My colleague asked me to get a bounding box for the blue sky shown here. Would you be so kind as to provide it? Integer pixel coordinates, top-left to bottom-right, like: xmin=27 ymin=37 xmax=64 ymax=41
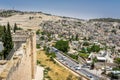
xmin=0 ymin=0 xmax=120 ymax=19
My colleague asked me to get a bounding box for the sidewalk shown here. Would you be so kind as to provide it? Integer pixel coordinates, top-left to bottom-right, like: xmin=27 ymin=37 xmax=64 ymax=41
xmin=35 ymin=66 xmax=44 ymax=80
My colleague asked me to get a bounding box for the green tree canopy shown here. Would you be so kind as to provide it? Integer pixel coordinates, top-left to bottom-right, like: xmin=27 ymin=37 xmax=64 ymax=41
xmin=13 ymin=23 xmax=17 ymax=33
xmin=79 ymin=53 xmax=89 ymax=59
xmin=13 ymin=23 xmax=23 ymax=33
xmin=2 ymin=22 xmax=13 ymax=59
xmin=55 ymin=40 xmax=69 ymax=52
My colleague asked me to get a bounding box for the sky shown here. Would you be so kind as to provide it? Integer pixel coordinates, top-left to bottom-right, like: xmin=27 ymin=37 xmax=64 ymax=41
xmin=0 ymin=0 xmax=120 ymax=19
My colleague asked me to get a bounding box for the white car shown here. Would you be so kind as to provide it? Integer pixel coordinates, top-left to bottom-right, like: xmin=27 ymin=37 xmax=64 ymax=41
xmin=74 ymin=66 xmax=81 ymax=70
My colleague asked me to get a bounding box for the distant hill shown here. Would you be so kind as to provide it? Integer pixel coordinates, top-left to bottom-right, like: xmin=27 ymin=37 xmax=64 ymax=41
xmin=0 ymin=9 xmax=120 ymax=31
xmin=0 ymin=9 xmax=62 ymax=30
xmin=0 ymin=9 xmax=84 ymax=21
xmin=0 ymin=10 xmax=119 ymax=22
xmin=0 ymin=10 xmax=24 ymax=17
xmin=89 ymin=18 xmax=120 ymax=23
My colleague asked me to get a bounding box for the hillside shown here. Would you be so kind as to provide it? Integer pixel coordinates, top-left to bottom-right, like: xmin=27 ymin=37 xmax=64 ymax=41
xmin=0 ymin=10 xmax=119 ymax=48
xmin=0 ymin=10 xmax=63 ymax=30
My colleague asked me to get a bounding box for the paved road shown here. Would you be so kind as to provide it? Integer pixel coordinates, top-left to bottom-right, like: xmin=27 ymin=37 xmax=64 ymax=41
xmin=51 ymin=47 xmax=100 ymax=80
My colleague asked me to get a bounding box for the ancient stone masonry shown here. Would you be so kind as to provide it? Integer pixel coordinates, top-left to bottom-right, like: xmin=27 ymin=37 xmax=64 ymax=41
xmin=0 ymin=30 xmax=36 ymax=80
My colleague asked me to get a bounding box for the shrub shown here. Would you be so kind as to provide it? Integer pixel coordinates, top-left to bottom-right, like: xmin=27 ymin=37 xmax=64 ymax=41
xmin=37 ymin=60 xmax=41 ymax=65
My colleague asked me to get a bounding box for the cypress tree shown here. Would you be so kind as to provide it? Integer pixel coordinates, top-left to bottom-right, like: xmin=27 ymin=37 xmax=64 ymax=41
xmin=2 ymin=26 xmax=7 ymax=58
xmin=2 ymin=26 xmax=6 ymax=46
xmin=7 ymin=22 xmax=13 ymax=50
xmin=14 ymin=23 xmax=17 ymax=33
xmin=3 ymin=26 xmax=6 ymax=33
xmin=2 ymin=22 xmax=14 ymax=59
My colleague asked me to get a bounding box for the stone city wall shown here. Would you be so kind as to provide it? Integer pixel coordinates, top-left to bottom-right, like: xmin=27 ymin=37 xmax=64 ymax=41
xmin=0 ymin=31 xmax=36 ymax=80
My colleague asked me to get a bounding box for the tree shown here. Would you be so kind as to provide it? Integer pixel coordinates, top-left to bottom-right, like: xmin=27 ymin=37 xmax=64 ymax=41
xmin=7 ymin=22 xmax=13 ymax=50
xmin=2 ymin=22 xmax=13 ymax=59
xmin=2 ymin=26 xmax=6 ymax=44
xmin=91 ymin=62 xmax=95 ymax=69
xmin=13 ymin=23 xmax=23 ymax=33
xmin=55 ymin=40 xmax=69 ymax=52
xmin=75 ymin=34 xmax=79 ymax=41
xmin=90 ymin=44 xmax=100 ymax=52
xmin=2 ymin=26 xmax=7 ymax=58
xmin=36 ymin=29 xmax=41 ymax=35
xmin=69 ymin=54 xmax=78 ymax=60
xmin=13 ymin=23 xmax=17 ymax=33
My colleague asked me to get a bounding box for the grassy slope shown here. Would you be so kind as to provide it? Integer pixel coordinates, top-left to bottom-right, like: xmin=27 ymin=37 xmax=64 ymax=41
xmin=37 ymin=50 xmax=79 ymax=80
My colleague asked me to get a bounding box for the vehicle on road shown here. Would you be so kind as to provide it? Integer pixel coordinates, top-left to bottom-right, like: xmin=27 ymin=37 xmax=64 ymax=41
xmin=74 ymin=66 xmax=81 ymax=70
xmin=81 ymin=64 xmax=91 ymax=68
xmin=86 ymin=74 xmax=92 ymax=78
